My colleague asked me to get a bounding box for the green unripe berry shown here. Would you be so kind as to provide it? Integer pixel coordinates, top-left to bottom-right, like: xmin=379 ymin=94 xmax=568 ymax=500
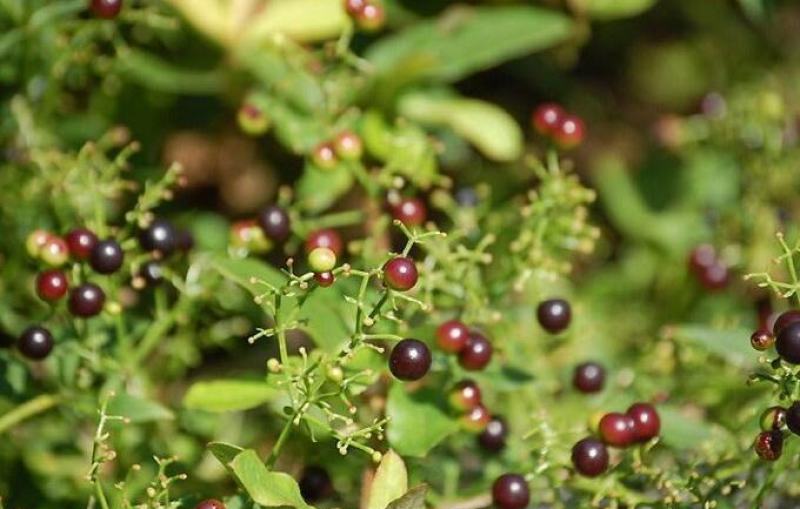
xmin=308 ymin=247 xmax=337 ymax=273
xmin=760 ymin=406 xmax=787 ymax=432
xmin=238 ymin=102 xmax=270 ymax=136
xmin=26 ymin=229 xmax=52 ymax=258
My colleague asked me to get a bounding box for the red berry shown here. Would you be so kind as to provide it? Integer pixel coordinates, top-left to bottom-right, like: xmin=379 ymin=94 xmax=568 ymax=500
xmin=311 ymin=142 xmax=337 ymax=170
xmin=383 ymin=257 xmax=418 ymax=291
xmin=90 ymin=0 xmax=122 ymax=18
xmin=688 ymin=244 xmax=716 ymax=273
xmin=460 ymin=404 xmax=491 ymax=433
xmin=257 ymin=205 xmax=291 ymax=242
xmin=754 ymin=430 xmax=783 ymax=461
xmin=573 ymin=361 xmax=605 ymax=393
xmin=356 ymin=2 xmax=385 ymax=31
xmin=553 ymin=114 xmax=585 ymax=149
xmin=750 ymin=329 xmax=775 ymax=351
xmin=448 ymin=379 xmax=482 ymax=411
xmin=598 ymin=412 xmax=636 ymax=447
xmin=760 ymin=406 xmax=787 ymax=431
xmin=18 ymin=326 xmax=55 ymax=360
xmin=697 ymin=262 xmax=729 ymax=291
xmin=627 ymin=403 xmax=660 ymax=442
xmin=65 ymin=228 xmax=98 ymax=260
xmin=299 ymin=465 xmax=334 ymax=502
xmin=491 ymin=474 xmax=529 ymax=509
xmin=436 ymin=320 xmax=470 ymax=353
xmin=314 ymin=271 xmax=335 ymax=287
xmin=343 ymin=0 xmax=366 ymax=16
xmin=389 ymin=339 xmax=431 ymax=381
xmin=776 ymin=321 xmax=800 ymax=364
xmin=392 ymin=197 xmax=427 ymax=227
xmin=41 ymin=236 xmax=69 ymax=267
xmin=571 ymin=437 xmax=609 ymax=477
xmin=305 ymin=229 xmax=343 ymax=257
xmin=773 ymin=309 xmax=800 ymax=336
xmin=333 ymin=130 xmax=363 ymax=160
xmin=531 ymin=103 xmax=564 ymax=135
xmin=537 ymin=298 xmax=571 ymax=334
xmin=458 ymin=332 xmax=492 ymax=371
xmin=68 ymin=283 xmax=106 ymax=317
xmin=36 ymin=270 xmax=69 ymax=301
xmin=478 ymin=416 xmax=508 ymax=452
xmin=195 ymin=500 xmax=226 ymax=509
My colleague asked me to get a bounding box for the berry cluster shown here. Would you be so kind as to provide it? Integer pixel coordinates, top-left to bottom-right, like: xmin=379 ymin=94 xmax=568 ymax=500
xmin=448 ymin=379 xmax=508 ymax=448
xmin=311 ymin=131 xmax=364 ymax=170
xmin=306 ymin=228 xmax=344 ymax=287
xmin=343 ymin=0 xmax=385 ymax=32
xmin=531 ymin=103 xmax=586 ymax=150
xmin=688 ymin=244 xmax=730 ymax=291
xmin=230 ymin=204 xmax=291 ymax=255
xmin=436 ymin=320 xmax=493 ymax=370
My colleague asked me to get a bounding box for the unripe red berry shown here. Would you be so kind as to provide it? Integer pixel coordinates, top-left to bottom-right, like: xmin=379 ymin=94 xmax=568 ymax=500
xmin=356 ymin=3 xmax=385 ymax=31
xmin=65 ymin=228 xmax=98 ymax=260
xmin=383 ymin=257 xmax=418 ymax=291
xmin=436 ymin=319 xmax=470 ymax=353
xmin=552 ymin=114 xmax=585 ymax=149
xmin=90 ymin=0 xmax=122 ymax=19
xmin=460 ymin=404 xmax=491 ymax=433
xmin=531 ymin=103 xmax=564 ymax=136
xmin=627 ymin=402 xmax=660 ymax=442
xmin=392 ymin=197 xmax=427 ymax=227
xmin=311 ymin=142 xmax=337 ymax=170
xmin=314 ymin=271 xmax=335 ymax=287
xmin=238 ymin=102 xmax=270 ymax=136
xmin=448 ymin=379 xmax=482 ymax=411
xmin=750 ymin=329 xmax=775 ymax=351
xmin=305 ymin=229 xmax=343 ymax=257
xmin=754 ymin=430 xmax=783 ymax=461
xmin=333 ymin=130 xmax=363 ymax=161
xmin=598 ymin=412 xmax=636 ymax=447
xmin=41 ymin=236 xmax=69 ymax=267
xmin=458 ymin=332 xmax=492 ymax=371
xmin=195 ymin=500 xmax=225 ymax=509
xmin=36 ymin=270 xmax=69 ymax=302
xmin=760 ymin=406 xmax=787 ymax=432
xmin=343 ymin=0 xmax=367 ymax=17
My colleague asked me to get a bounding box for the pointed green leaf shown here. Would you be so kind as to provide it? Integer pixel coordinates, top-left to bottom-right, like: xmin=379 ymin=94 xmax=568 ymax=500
xmin=107 ymin=393 xmax=173 ymax=423
xmin=229 ymin=449 xmax=315 ymax=509
xmin=184 ymin=379 xmax=278 ymax=412
xmin=386 ymin=485 xmax=428 ymax=509
xmin=386 ymin=384 xmax=458 ymax=457
xmin=367 ymin=450 xmax=408 ymax=509
xmin=208 ymin=441 xmax=245 ymax=467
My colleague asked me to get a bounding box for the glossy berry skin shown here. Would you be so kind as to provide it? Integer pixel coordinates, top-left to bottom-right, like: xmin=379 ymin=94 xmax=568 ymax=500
xmin=627 ymin=403 xmax=661 ymax=442
xmin=36 ymin=270 xmax=69 ymax=301
xmin=751 ymin=329 xmax=775 ymax=351
xmin=333 ymin=130 xmax=363 ymax=160
xmin=308 ymin=247 xmax=337 ymax=273
xmin=571 ymin=437 xmax=609 ymax=477
xmin=356 ymin=3 xmax=385 ymax=31
xmin=314 ymin=271 xmax=335 ymax=287
xmin=458 ymin=332 xmax=492 ymax=371
xmin=194 ymin=500 xmax=226 ymax=509
xmin=41 ymin=236 xmax=69 ymax=267
xmin=754 ymin=430 xmax=783 ymax=461
xmin=392 ymin=197 xmax=427 ymax=227
xmin=383 ymin=257 xmax=418 ymax=291
xmin=389 ymin=339 xmax=431 ymax=381
xmin=573 ymin=361 xmax=605 ymax=393
xmin=90 ymin=239 xmax=124 ymax=274
xmin=305 ymin=229 xmax=343 ymax=257
xmin=478 ymin=416 xmax=508 ymax=452
xmin=436 ymin=319 xmax=470 ymax=353
xmin=773 ymin=309 xmax=800 ymax=336
xmin=311 ymin=142 xmax=337 ymax=170
xmin=299 ymin=465 xmax=334 ymax=503
xmin=491 ymin=474 xmax=529 ymax=509
xmin=552 ymin=114 xmax=585 ymax=149
xmin=531 ymin=103 xmax=564 ymax=136
xmin=18 ymin=326 xmax=55 ymax=360
xmin=537 ymin=298 xmax=571 ymax=334
xmin=257 ymin=205 xmax=291 ymax=242
xmin=776 ymin=321 xmax=800 ymax=364
xmin=66 ymin=228 xmax=98 ymax=260
xmin=598 ymin=412 xmax=636 ymax=447
xmin=344 ymin=0 xmax=367 ymax=17
xmin=90 ymin=0 xmax=122 ymax=18
xmin=139 ymin=219 xmax=177 ymax=256
xmin=68 ymin=283 xmax=106 ymax=318
xmin=786 ymin=401 xmax=800 ymax=435
xmin=760 ymin=406 xmax=787 ymax=432
xmin=448 ymin=379 xmax=482 ymax=411
xmin=26 ymin=229 xmax=52 ymax=258
xmin=139 ymin=261 xmax=164 ymax=287
xmin=460 ymin=404 xmax=491 ymax=433
xmin=231 ymin=220 xmax=272 ymax=254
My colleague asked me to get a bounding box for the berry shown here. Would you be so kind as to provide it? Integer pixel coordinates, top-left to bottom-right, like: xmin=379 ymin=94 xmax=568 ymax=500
xmin=68 ymin=283 xmax=106 ymax=317
xmin=90 ymin=0 xmax=122 ymax=18
xmin=697 ymin=262 xmax=729 ymax=291
xmin=760 ymin=406 xmax=787 ymax=432
xmin=458 ymin=332 xmax=492 ymax=371
xmin=571 ymin=437 xmax=609 ymax=477
xmin=392 ymin=197 xmax=427 ymax=227
xmin=305 ymin=229 xmax=343 ymax=257
xmin=41 ymin=236 xmax=69 ymax=267
xmin=231 ymin=220 xmax=272 ymax=254
xmin=773 ymin=309 xmax=800 ymax=336
xmin=383 ymin=257 xmax=418 ymax=291
xmin=460 ymin=404 xmax=490 ymax=432
xmin=299 ymin=465 xmax=334 ymax=502
xmin=491 ymin=474 xmax=529 ymax=509
xmin=311 ymin=142 xmax=337 ymax=170
xmin=553 ymin=114 xmax=585 ymax=149
xmin=195 ymin=500 xmax=226 ymax=509
xmin=536 ymin=298 xmax=571 ymax=334
xmin=308 ymin=247 xmax=337 ymax=273
xmin=776 ymin=321 xmax=800 ymax=364
xmin=785 ymin=401 xmax=800 ymax=436
xmin=26 ymin=229 xmax=53 ymax=258
xmin=389 ymin=339 xmax=431 ymax=381
xmin=754 ymin=430 xmax=783 ymax=461
xmin=18 ymin=326 xmax=55 ymax=360
xmin=687 ymin=244 xmax=716 ymax=273
xmin=573 ymin=361 xmax=605 ymax=393
xmin=257 ymin=205 xmax=291 ymax=242
xmin=139 ymin=219 xmax=177 ymax=256
xmin=356 ymin=3 xmax=385 ymax=31
xmin=90 ymin=239 xmax=124 ymax=274
xmin=238 ymin=102 xmax=270 ymax=136
xmin=627 ymin=403 xmax=661 ymax=442
xmin=454 ymin=187 xmax=479 ymax=208
xmin=750 ymin=329 xmax=775 ymax=351
xmin=138 ymin=261 xmax=164 ymax=287
xmin=598 ymin=412 xmax=636 ymax=447
xmin=175 ymin=229 xmax=195 ymax=252
xmin=333 ymin=130 xmax=363 ymax=160
xmin=448 ymin=379 xmax=482 ymax=411
xmin=36 ymin=270 xmax=69 ymax=301
xmin=436 ymin=319 xmax=470 ymax=353
xmin=531 ymin=103 xmax=564 ymax=136
xmin=65 ymin=228 xmax=98 ymax=260
xmin=344 ymin=0 xmax=367 ymax=16
xmin=314 ymin=271 xmax=335 ymax=287
xmin=478 ymin=416 xmax=508 ymax=452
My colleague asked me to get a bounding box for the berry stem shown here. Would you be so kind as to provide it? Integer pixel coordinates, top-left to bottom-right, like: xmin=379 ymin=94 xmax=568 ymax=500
xmin=0 ymin=393 xmax=60 ymax=435
xmin=776 ymin=233 xmax=800 ymax=307
xmin=265 ymin=412 xmax=296 ymax=469
xmin=273 ymin=293 xmax=298 ymax=408
xmin=129 ymin=294 xmax=191 ymax=368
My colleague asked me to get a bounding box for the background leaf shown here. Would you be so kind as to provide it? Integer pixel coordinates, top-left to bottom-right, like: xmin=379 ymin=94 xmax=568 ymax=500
xmin=580 ymin=0 xmax=658 ymax=20
xmin=386 ymin=485 xmax=428 ymax=509
xmin=367 ymin=450 xmax=408 ymax=509
xmin=386 ymin=384 xmax=458 ymax=457
xmin=184 ymin=379 xmax=277 ymax=412
xmin=107 ymin=393 xmax=173 ymax=423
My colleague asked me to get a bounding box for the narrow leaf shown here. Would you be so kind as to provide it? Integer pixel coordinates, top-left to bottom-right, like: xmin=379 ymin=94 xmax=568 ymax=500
xmin=184 ymin=379 xmax=277 ymax=412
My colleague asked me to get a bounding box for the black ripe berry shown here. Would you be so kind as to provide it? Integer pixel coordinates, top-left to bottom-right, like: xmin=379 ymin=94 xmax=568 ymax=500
xmin=571 ymin=437 xmax=609 ymax=477
xmin=760 ymin=406 xmax=787 ymax=432
xmin=194 ymin=500 xmax=226 ymax=509
xmin=750 ymin=329 xmax=775 ymax=351
xmin=138 ymin=261 xmax=164 ymax=287
xmin=65 ymin=228 xmax=98 ymax=260
xmin=36 ymin=269 xmax=69 ymax=301
xmin=257 ymin=205 xmax=291 ymax=242
xmin=786 ymin=401 xmax=800 ymax=436
xmin=491 ymin=473 xmax=529 ymax=509
xmin=299 ymin=465 xmax=334 ymax=503
xmin=18 ymin=326 xmax=55 ymax=360
xmin=478 ymin=416 xmax=508 ymax=453
xmin=598 ymin=412 xmax=636 ymax=447
xmin=458 ymin=332 xmax=492 ymax=371
xmin=754 ymin=430 xmax=783 ymax=461
xmin=773 ymin=309 xmax=800 ymax=336
xmin=573 ymin=361 xmax=605 ymax=393
xmin=436 ymin=319 xmax=470 ymax=353
xmin=90 ymin=239 xmax=124 ymax=274
xmin=139 ymin=219 xmax=177 ymax=256
xmin=90 ymin=0 xmax=122 ymax=18
xmin=537 ymin=298 xmax=571 ymax=334
xmin=389 ymin=339 xmax=431 ymax=381
xmin=383 ymin=257 xmax=418 ymax=291
xmin=69 ymin=283 xmax=106 ymax=317
xmin=627 ymin=402 xmax=660 ymax=442
xmin=776 ymin=320 xmax=800 ymax=364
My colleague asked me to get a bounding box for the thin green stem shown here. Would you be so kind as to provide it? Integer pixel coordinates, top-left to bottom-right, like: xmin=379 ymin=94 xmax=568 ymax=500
xmin=94 ymin=480 xmax=111 ymax=509
xmin=265 ymin=415 xmax=295 ymax=469
xmin=129 ymin=294 xmax=190 ymax=368
xmin=0 ymin=393 xmax=60 ymax=435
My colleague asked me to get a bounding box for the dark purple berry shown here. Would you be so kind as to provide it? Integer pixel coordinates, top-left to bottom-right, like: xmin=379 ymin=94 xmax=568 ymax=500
xmin=537 ymin=298 xmax=571 ymax=334
xmin=65 ymin=228 xmax=97 ymax=260
xmin=299 ymin=465 xmax=334 ymax=503
xmin=36 ymin=270 xmax=69 ymax=301
xmin=389 ymin=339 xmax=431 ymax=381
xmin=90 ymin=0 xmax=122 ymax=18
xmin=786 ymin=401 xmax=800 ymax=435
xmin=257 ymin=205 xmax=291 ymax=242
xmin=68 ymin=283 xmax=106 ymax=317
xmin=571 ymin=437 xmax=609 ymax=477
xmin=18 ymin=326 xmax=54 ymax=360
xmin=754 ymin=430 xmax=783 ymax=461
xmin=436 ymin=319 xmax=469 ymax=353
xmin=773 ymin=309 xmax=800 ymax=336
xmin=138 ymin=261 xmax=164 ymax=287
xmin=90 ymin=239 xmax=124 ymax=274
xmin=478 ymin=416 xmax=508 ymax=452
xmin=383 ymin=257 xmax=418 ymax=291
xmin=492 ymin=473 xmax=529 ymax=509
xmin=573 ymin=362 xmax=605 ymax=393
xmin=139 ymin=219 xmax=177 ymax=256
xmin=687 ymin=244 xmax=716 ymax=273
xmin=627 ymin=403 xmax=661 ymax=442
xmin=776 ymin=321 xmax=800 ymax=364
xmin=458 ymin=332 xmax=492 ymax=371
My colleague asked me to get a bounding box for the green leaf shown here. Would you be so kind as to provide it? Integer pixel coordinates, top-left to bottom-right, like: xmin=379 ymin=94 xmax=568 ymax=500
xmin=398 ymin=92 xmax=522 ymax=162
xmin=208 ymin=441 xmax=245 ymax=467
xmin=247 ymin=0 xmax=348 ymax=43
xmin=386 ymin=485 xmax=428 ymax=509
xmin=116 ymin=47 xmax=224 ymax=95
xmin=366 ymin=5 xmax=573 ymax=83
xmin=669 ymin=325 xmax=755 ymax=369
xmin=386 ymin=384 xmax=458 ymax=457
xmin=299 ymin=287 xmax=351 ymax=352
xmin=229 ymin=449 xmax=315 ymax=509
xmin=107 ymin=393 xmax=173 ymax=423
xmin=367 ymin=450 xmax=408 ymax=509
xmin=295 ymin=165 xmax=354 ymax=213
xmin=580 ymin=0 xmax=657 ymax=20
xmin=184 ymin=379 xmax=278 ymax=412
xmin=209 ymin=254 xmax=288 ymax=300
